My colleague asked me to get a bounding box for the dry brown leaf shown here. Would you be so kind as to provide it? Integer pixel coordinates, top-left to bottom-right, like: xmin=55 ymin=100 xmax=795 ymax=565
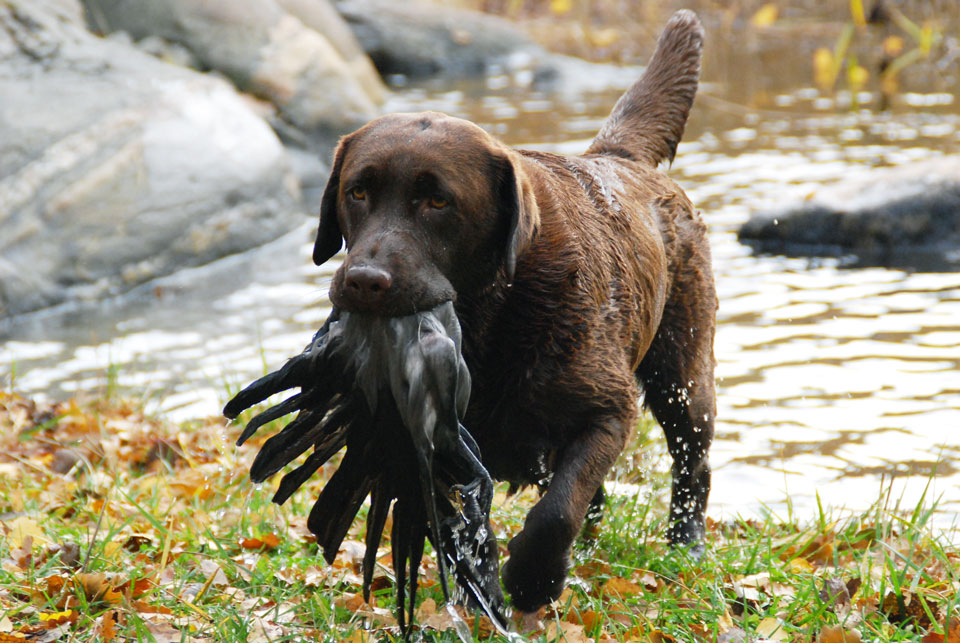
xmin=717 ymin=607 xmax=736 ymax=633
xmin=340 ymin=630 xmax=373 ymax=643
xmin=756 ymin=617 xmax=789 ymax=641
xmin=574 ymin=559 xmax=611 ymax=579
xmin=545 ymin=620 xmax=591 ymax=643
xmin=881 ymin=591 xmax=939 ymax=628
xmin=923 ymin=616 xmax=960 ymax=643
xmin=99 ymin=611 xmax=117 ymax=642
xmin=7 ymin=517 xmax=47 ymax=549
xmin=634 ymin=570 xmax=662 ymax=592
xmin=650 ymin=631 xmax=678 ymax=643
xmin=514 ymin=608 xmax=546 ymax=634
xmin=718 ymin=627 xmax=749 ymax=643
xmin=602 ymin=576 xmax=645 ymax=597
xmin=142 ymin=617 xmax=186 ymax=643
xmin=574 ymin=609 xmax=600 ymax=632
xmin=818 ymin=624 xmax=863 ymax=643
xmin=785 ymin=557 xmax=815 ymax=574
xmin=420 ymin=602 xmax=461 ymax=632
xmin=335 ymin=592 xmax=368 ymax=612
xmin=130 ymin=600 xmax=172 ymax=614
xmin=74 ymin=572 xmax=123 ymax=604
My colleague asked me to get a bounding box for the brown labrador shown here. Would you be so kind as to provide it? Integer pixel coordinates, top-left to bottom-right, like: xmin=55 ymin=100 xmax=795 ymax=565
xmin=312 ymin=10 xmax=715 ymax=612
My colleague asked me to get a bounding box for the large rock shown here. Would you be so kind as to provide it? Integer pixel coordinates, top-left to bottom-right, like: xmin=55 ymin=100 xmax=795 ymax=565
xmin=0 ymin=0 xmax=304 ymax=318
xmin=738 ymin=157 xmax=960 ymax=269
xmin=81 ymin=0 xmax=384 ymax=139
xmin=336 ymin=0 xmax=548 ymax=79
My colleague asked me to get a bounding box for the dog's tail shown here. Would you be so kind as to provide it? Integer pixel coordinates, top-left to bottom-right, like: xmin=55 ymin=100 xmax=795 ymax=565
xmin=587 ymin=10 xmax=703 ymax=167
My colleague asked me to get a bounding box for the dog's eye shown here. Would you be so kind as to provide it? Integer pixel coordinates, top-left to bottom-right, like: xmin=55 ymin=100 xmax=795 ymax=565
xmin=427 ymin=196 xmax=448 ymax=209
xmin=348 ymin=186 xmax=366 ymax=201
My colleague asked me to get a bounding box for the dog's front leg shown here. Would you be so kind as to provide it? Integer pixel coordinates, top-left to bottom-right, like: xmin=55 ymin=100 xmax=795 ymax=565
xmin=501 ymin=416 xmax=628 ymax=611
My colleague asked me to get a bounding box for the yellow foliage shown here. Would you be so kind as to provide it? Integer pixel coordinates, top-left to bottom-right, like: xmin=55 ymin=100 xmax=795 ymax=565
xmin=550 ymin=0 xmax=573 ymax=15
xmin=6 ymin=516 xmax=48 ymax=549
xmin=883 ymin=35 xmax=905 ymax=57
xmin=813 ymin=48 xmax=836 ymax=90
xmin=751 ymin=3 xmax=778 ymax=28
xmin=847 ymin=64 xmax=869 ymax=90
xmin=849 ymin=0 xmax=866 ymax=27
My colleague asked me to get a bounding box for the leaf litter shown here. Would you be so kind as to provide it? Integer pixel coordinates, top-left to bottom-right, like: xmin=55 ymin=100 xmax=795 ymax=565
xmin=1 ymin=391 xmax=958 ymax=641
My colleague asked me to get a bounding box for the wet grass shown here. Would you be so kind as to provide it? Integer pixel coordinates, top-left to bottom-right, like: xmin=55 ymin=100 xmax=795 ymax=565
xmin=1 ymin=392 xmax=957 ymax=641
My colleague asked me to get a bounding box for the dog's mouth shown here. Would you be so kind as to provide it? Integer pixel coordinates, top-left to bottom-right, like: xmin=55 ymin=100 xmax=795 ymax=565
xmin=330 ymin=293 xmax=456 ymax=318
xmin=330 ymin=269 xmax=457 ymax=318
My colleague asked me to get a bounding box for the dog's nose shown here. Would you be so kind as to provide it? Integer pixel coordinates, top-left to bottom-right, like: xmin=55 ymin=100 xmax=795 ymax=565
xmin=344 ymin=265 xmax=393 ymax=301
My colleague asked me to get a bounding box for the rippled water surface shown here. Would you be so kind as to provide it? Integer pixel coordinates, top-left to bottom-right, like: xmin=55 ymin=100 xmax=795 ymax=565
xmin=3 ymin=63 xmax=960 ymax=522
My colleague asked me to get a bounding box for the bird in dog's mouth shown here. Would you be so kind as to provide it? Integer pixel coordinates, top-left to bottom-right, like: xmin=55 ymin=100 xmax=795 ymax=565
xmin=224 ymin=301 xmax=507 ymax=633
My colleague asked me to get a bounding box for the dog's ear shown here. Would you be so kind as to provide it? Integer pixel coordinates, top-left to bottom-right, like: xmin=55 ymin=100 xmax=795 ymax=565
xmin=497 ymin=151 xmax=540 ymax=283
xmin=313 ymin=135 xmax=352 ymax=266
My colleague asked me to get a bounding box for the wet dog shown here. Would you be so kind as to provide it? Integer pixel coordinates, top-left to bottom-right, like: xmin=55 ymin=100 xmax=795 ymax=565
xmin=312 ymin=10 xmax=715 ymax=611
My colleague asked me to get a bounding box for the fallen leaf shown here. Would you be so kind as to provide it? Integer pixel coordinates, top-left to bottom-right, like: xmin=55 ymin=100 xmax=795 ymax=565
xmin=575 ymin=609 xmax=600 ymax=632
xmin=820 ymin=578 xmax=851 ymax=610
xmin=99 ymin=611 xmax=117 ymax=642
xmin=341 ymin=630 xmax=373 ymax=643
xmin=36 ymin=610 xmax=76 ymax=628
xmin=130 ymin=600 xmax=172 ymax=614
xmin=197 ymin=559 xmax=229 ymax=587
xmin=74 ymin=572 xmax=123 ymax=604
xmin=785 ymin=557 xmax=815 ymax=574
xmin=818 ymin=624 xmax=862 ymax=643
xmin=261 ymin=533 xmax=281 ymax=549
xmin=545 ymin=620 xmax=590 ymax=643
xmin=602 ymin=576 xmax=645 ymax=597
xmin=7 ymin=517 xmax=47 ymax=549
xmin=924 ymin=616 xmax=960 ymax=643
xmin=574 ymin=560 xmax=611 ymax=579
xmin=718 ymin=627 xmax=749 ymax=643
xmin=649 ymin=630 xmax=677 ymax=643
xmin=881 ymin=591 xmax=938 ymax=628
xmin=756 ymin=617 xmax=789 ymax=641
xmin=336 ymin=592 xmax=368 ymax=613
xmin=950 ymin=616 xmax=960 ymax=643
xmin=142 ymin=617 xmax=184 ymax=643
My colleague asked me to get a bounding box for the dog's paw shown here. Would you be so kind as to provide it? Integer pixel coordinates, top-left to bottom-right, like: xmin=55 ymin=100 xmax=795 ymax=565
xmin=501 ymin=534 xmax=568 ymax=612
xmin=667 ymin=515 xmax=706 ymax=560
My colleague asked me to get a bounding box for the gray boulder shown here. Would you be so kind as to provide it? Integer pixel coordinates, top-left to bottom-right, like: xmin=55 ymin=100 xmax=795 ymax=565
xmin=738 ymin=157 xmax=960 ymax=269
xmin=82 ymin=0 xmax=384 ymax=139
xmin=0 ymin=0 xmax=304 ymax=318
xmin=336 ymin=0 xmax=548 ymax=80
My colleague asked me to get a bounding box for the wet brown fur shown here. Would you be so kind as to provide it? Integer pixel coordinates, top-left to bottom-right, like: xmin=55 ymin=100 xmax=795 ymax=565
xmin=313 ymin=11 xmax=715 ymax=611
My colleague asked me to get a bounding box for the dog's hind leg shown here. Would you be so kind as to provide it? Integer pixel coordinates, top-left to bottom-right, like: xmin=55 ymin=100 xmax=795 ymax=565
xmin=636 ymin=282 xmax=716 ymax=552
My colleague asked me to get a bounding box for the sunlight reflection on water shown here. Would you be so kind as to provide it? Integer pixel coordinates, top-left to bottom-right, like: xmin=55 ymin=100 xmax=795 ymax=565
xmin=2 ymin=76 xmax=959 ymax=523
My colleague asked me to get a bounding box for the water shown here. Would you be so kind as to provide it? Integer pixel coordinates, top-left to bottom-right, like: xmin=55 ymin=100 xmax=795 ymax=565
xmin=3 ymin=53 xmax=960 ymax=523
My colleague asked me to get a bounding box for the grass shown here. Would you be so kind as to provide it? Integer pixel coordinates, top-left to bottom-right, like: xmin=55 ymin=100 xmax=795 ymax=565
xmin=1 ymin=391 xmax=958 ymax=642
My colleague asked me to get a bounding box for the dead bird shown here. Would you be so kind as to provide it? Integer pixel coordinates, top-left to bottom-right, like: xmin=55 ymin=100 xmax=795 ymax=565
xmin=224 ymin=301 xmax=505 ymax=632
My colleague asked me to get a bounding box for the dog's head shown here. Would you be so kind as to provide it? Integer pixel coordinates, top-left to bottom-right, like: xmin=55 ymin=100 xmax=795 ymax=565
xmin=313 ymin=112 xmax=539 ymax=316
